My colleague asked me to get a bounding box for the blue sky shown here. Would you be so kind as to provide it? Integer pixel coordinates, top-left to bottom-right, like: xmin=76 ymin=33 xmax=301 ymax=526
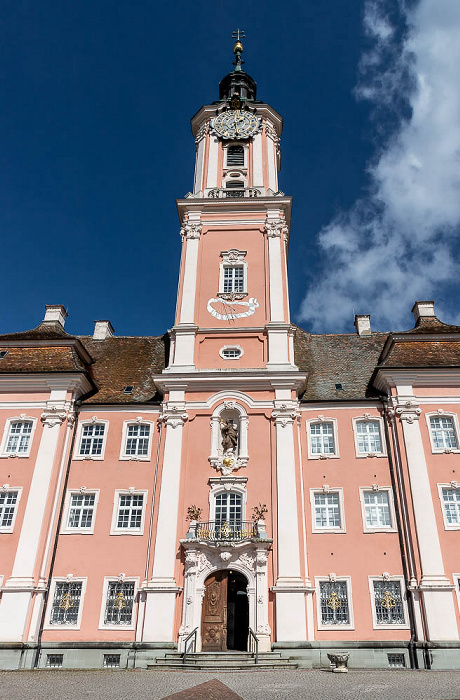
xmin=1 ymin=0 xmax=459 ymax=336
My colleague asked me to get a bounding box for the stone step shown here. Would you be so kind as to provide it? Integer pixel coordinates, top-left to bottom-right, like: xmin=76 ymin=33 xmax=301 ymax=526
xmin=148 ymin=661 xmax=298 ymax=671
xmin=156 ymin=658 xmax=292 ymax=667
xmin=163 ymin=652 xmax=283 ymax=661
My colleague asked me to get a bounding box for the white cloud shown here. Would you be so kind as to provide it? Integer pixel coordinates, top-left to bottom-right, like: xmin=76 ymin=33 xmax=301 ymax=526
xmin=298 ymin=0 xmax=460 ymax=332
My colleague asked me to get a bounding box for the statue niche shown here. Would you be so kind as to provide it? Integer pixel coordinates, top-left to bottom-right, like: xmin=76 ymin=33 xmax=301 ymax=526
xmin=209 ymin=405 xmax=248 ymax=475
xmin=220 ymin=419 xmax=238 ymax=453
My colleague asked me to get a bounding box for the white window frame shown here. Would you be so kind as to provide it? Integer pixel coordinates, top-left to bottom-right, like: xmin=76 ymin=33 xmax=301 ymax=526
xmin=219 ymin=345 xmax=244 ymax=361
xmin=310 ymin=488 xmax=346 ymax=533
xmin=315 ymin=576 xmax=354 ymax=630
xmin=306 ymin=417 xmax=339 ymax=460
xmin=0 ymin=487 xmax=22 ymax=533
xmin=119 ymin=419 xmax=154 ymax=461
xmin=74 ymin=418 xmax=109 ymax=461
xmin=453 ymin=574 xmax=460 ymax=616
xmin=0 ymin=416 xmax=37 ymax=458
xmin=98 ymin=576 xmax=139 ymax=630
xmin=359 ymin=487 xmax=397 ymax=533
xmin=44 ymin=577 xmax=87 ymax=630
xmin=426 ymin=412 xmax=460 ymax=454
xmin=61 ymin=489 xmax=100 ymax=535
xmin=352 ymin=415 xmax=387 ymax=458
xmin=225 ymin=143 xmax=246 ymax=169
xmin=218 ymin=250 xmax=247 ymax=296
xmin=437 ymin=483 xmax=460 ymax=530
xmin=110 ymin=489 xmax=148 ymax=536
xmin=209 ymin=479 xmax=247 ymax=522
xmin=368 ymin=576 xmax=410 ymax=630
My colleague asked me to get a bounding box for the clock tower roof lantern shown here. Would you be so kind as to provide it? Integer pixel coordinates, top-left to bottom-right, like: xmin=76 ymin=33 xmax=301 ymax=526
xmin=219 ymin=29 xmax=257 ymax=102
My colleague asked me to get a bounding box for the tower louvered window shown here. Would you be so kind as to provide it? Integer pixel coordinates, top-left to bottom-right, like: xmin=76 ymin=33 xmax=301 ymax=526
xmin=227 ymin=145 xmax=244 ymax=166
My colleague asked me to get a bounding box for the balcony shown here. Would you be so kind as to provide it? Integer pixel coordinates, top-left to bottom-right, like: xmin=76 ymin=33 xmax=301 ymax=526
xmin=186 ymin=520 xmax=267 ymax=543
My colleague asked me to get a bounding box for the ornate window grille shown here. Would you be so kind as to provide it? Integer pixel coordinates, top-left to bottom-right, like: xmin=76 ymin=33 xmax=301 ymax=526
xmin=430 ymin=416 xmax=458 ymax=450
xmin=215 ymin=492 xmax=242 ymax=529
xmin=117 ymin=494 xmax=144 ymax=530
xmin=67 ymin=493 xmax=96 ymax=529
xmin=314 ymin=492 xmax=341 ymax=529
xmin=79 ymin=423 xmax=105 ymax=456
xmin=319 ymin=580 xmax=350 ymax=625
xmin=125 ymin=424 xmax=150 ymax=457
xmin=104 ymin=581 xmax=135 ymax=626
xmin=5 ymin=420 xmax=33 ymax=454
xmin=356 ymin=420 xmax=382 ymax=453
xmin=441 ymin=488 xmax=460 ymax=525
xmin=227 ymin=145 xmax=244 ymax=166
xmin=0 ymin=490 xmax=18 ymax=528
xmin=363 ymin=491 xmax=392 ymax=528
xmin=223 ymin=266 xmax=244 ymax=293
xmin=310 ymin=422 xmax=335 ymax=454
xmin=50 ymin=581 xmax=82 ymax=625
xmin=373 ymin=581 xmax=405 ymax=625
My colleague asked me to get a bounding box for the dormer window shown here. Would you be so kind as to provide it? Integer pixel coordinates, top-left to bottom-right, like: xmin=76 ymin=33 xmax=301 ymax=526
xmin=227 ymin=145 xmax=244 ymax=167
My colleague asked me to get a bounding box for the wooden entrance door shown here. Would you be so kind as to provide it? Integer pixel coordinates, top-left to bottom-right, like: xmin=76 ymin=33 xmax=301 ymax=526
xmin=201 ymin=571 xmax=228 ymax=651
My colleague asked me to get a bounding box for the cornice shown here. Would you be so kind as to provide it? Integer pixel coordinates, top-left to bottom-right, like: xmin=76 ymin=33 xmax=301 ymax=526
xmin=154 ymin=370 xmax=307 ymax=394
xmin=176 ymin=197 xmax=292 ymax=228
xmin=0 ymin=373 xmax=94 ymax=396
xmin=373 ymin=366 xmax=460 ymax=391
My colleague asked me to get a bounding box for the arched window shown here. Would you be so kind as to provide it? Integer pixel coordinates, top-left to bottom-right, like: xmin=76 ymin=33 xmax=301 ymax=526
xmin=227 ymin=145 xmax=244 ymax=167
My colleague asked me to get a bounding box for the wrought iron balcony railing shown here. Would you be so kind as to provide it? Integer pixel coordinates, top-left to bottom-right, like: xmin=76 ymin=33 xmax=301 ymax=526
xmin=195 ymin=520 xmax=257 ymax=542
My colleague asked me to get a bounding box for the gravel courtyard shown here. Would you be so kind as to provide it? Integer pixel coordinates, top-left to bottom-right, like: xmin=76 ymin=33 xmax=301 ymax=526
xmin=1 ymin=669 xmax=460 ymax=700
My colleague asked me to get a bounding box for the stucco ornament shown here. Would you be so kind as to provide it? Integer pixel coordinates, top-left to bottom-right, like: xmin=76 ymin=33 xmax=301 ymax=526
xmin=211 ymin=451 xmax=247 ymax=476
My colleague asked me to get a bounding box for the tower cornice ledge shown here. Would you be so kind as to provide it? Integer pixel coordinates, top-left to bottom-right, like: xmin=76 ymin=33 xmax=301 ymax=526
xmin=190 ymin=103 xmax=283 ymax=138
xmin=154 ymin=370 xmax=307 ymax=395
xmin=176 ymin=196 xmax=292 ymax=227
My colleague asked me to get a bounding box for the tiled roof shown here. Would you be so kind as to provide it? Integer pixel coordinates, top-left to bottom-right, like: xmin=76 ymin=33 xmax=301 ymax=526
xmin=79 ymin=336 xmax=167 ymax=404
xmin=378 ymin=340 xmax=460 ymax=367
xmin=400 ymin=316 xmax=460 ymax=335
xmin=0 ymin=321 xmax=75 ymax=340
xmin=0 ymin=345 xmax=88 ymax=373
xmin=294 ymin=326 xmax=388 ymax=401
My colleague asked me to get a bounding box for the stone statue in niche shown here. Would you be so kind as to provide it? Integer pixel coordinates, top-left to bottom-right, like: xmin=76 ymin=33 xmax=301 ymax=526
xmin=220 ymin=420 xmax=238 ymax=452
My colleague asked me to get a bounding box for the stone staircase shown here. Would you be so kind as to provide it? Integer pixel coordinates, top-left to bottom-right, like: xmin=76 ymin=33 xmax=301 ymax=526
xmin=148 ymin=651 xmax=298 ymax=671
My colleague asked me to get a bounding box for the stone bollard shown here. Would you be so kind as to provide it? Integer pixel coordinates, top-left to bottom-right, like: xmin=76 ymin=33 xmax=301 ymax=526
xmin=327 ymin=652 xmax=350 ymax=673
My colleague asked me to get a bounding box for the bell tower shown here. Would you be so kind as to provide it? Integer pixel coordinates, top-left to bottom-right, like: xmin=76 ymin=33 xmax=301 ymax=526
xmin=168 ymin=33 xmax=297 ymax=373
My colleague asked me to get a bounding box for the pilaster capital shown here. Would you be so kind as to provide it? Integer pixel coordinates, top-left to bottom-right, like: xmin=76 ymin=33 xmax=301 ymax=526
xmin=264 ymin=216 xmax=288 ymax=241
xmin=160 ymin=403 xmax=188 ymax=429
xmin=272 ymin=401 xmax=299 ymax=428
xmin=40 ymin=406 xmax=68 ymax=428
xmin=394 ymin=400 xmax=422 ymax=424
xmin=180 ymin=221 xmax=202 ymax=240
xmin=194 ymin=120 xmax=209 ymax=144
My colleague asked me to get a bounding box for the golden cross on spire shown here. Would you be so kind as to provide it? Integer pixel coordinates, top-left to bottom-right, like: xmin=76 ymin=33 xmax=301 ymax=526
xmin=232 ymin=28 xmax=245 ymax=43
xmin=231 ymin=29 xmax=245 ymax=71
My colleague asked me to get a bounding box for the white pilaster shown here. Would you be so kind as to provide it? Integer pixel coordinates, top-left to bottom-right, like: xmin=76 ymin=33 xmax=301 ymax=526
xmin=206 ymin=135 xmax=219 ymax=189
xmin=143 ymin=406 xmax=187 ymax=642
xmin=252 ymin=133 xmax=264 ymax=189
xmin=271 ymin=403 xmax=307 ymax=641
xmin=265 ymin=122 xmax=279 ymax=192
xmin=178 ymin=220 xmax=201 ymax=325
xmin=193 ymin=123 xmax=208 ymax=195
xmin=265 ymin=214 xmax=293 ymax=369
xmin=0 ymin=406 xmax=67 ymax=642
xmin=396 ymin=402 xmax=458 ymax=640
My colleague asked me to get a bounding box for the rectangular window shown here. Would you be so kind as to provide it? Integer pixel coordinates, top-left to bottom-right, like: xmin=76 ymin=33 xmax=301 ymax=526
xmin=0 ymin=490 xmax=19 ymax=529
xmin=388 ymin=653 xmax=406 ymax=668
xmin=319 ymin=580 xmax=350 ymax=625
xmin=5 ymin=421 xmax=33 ymax=454
xmin=46 ymin=654 xmax=64 ymax=668
xmin=356 ymin=420 xmax=382 ymax=454
xmin=363 ymin=491 xmax=392 ymax=529
xmin=125 ymin=424 xmax=150 ymax=457
xmin=310 ymin=422 xmax=335 ymax=455
xmin=49 ymin=581 xmax=83 ymax=625
xmin=441 ymin=488 xmax=460 ymax=526
xmin=430 ymin=416 xmax=458 ymax=450
xmin=116 ymin=494 xmax=144 ymax=530
xmin=79 ymin=423 xmax=105 ymax=456
xmin=104 ymin=654 xmax=121 ymax=668
xmin=373 ymin=580 xmax=405 ymax=625
xmin=103 ymin=581 xmax=136 ymax=626
xmin=223 ymin=266 xmax=244 ymax=293
xmin=67 ymin=493 xmax=96 ymax=530
xmin=314 ymin=492 xmax=341 ymax=529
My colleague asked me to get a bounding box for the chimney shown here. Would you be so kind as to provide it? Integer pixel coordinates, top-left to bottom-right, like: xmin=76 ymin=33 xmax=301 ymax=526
xmin=44 ymin=305 xmax=68 ymax=327
xmin=354 ymin=314 xmax=371 ymax=337
xmin=93 ymin=320 xmax=114 ymax=340
xmin=412 ymin=301 xmax=435 ymax=323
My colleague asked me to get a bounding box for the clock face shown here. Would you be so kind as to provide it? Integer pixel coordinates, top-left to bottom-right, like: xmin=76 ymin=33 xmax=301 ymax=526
xmin=211 ymin=110 xmax=261 ymax=140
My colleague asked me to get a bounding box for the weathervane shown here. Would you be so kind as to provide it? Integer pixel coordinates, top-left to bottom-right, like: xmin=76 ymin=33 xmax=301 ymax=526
xmin=232 ymin=28 xmax=245 ymax=71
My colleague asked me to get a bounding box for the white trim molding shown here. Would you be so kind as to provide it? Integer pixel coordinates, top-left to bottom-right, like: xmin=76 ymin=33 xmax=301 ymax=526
xmin=219 ymin=345 xmax=244 ymax=360
xmin=352 ymin=415 xmax=387 ymax=458
xmin=425 ymin=410 xmax=460 ymax=454
xmin=306 ymin=416 xmax=339 ymax=460
xmin=119 ymin=418 xmax=155 ymax=461
xmin=0 ymin=485 xmax=22 ymax=533
xmin=310 ymin=487 xmax=346 ymax=534
xmin=110 ymin=489 xmax=148 ymax=536
xmin=98 ymin=575 xmax=140 ymax=631
xmin=437 ymin=482 xmax=460 ymax=530
xmin=44 ymin=576 xmax=87 ymax=631
xmin=315 ymin=575 xmax=354 ymax=630
xmin=218 ymin=249 xmax=248 ymax=298
xmin=60 ymin=488 xmax=100 ymax=535
xmin=73 ymin=417 xmax=109 ymax=461
xmin=0 ymin=416 xmax=38 ymax=459
xmin=359 ymin=486 xmax=397 ymax=533
xmin=368 ymin=575 xmax=410 ymax=630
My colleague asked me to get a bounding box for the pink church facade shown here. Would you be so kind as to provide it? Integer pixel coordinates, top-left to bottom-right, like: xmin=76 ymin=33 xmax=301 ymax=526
xmin=0 ymin=42 xmax=460 ymax=670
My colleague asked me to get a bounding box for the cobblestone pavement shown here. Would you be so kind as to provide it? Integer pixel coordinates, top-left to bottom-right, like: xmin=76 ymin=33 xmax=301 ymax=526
xmin=1 ymin=669 xmax=460 ymax=700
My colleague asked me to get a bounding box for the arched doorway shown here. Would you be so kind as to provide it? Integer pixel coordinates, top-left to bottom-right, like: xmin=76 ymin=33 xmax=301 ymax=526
xmin=201 ymin=570 xmax=249 ymax=651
